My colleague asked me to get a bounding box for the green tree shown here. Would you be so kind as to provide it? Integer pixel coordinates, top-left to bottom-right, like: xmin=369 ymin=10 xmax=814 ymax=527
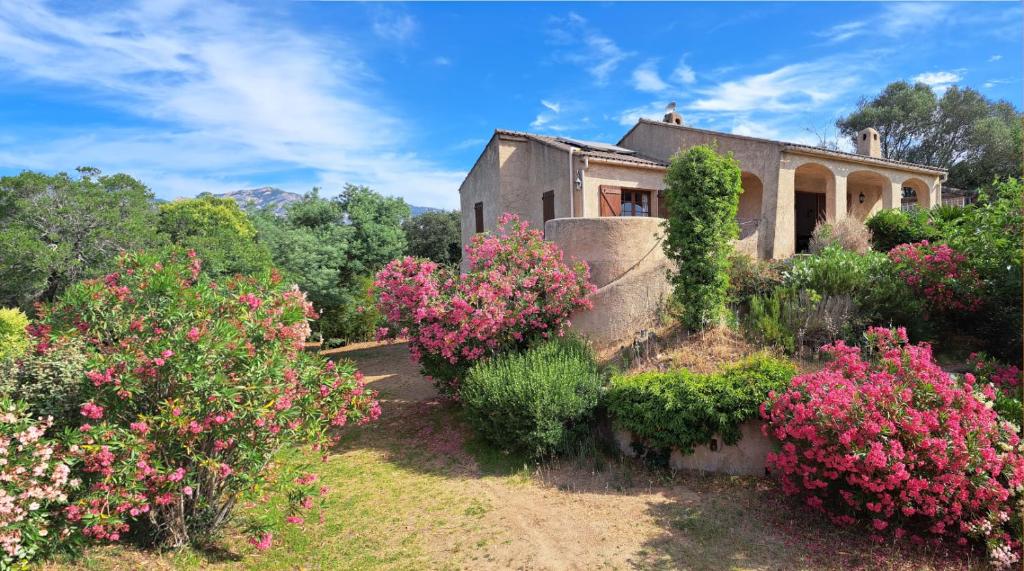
xmin=662 ymin=145 xmax=742 ymax=330
xmin=337 ymin=184 xmax=411 ymax=273
xmin=403 ymin=210 xmax=462 ymax=266
xmin=0 ymin=168 xmax=165 ymax=308
xmin=837 ymin=81 xmax=1022 ymax=189
xmin=158 ymin=194 xmax=273 ymax=278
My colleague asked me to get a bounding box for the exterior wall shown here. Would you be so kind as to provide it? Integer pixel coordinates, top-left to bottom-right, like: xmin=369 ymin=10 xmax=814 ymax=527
xmin=545 ymin=217 xmax=673 ymax=348
xmin=736 ymin=173 xmax=764 ymax=257
xmin=620 ymin=122 xmax=783 ymax=259
xmin=581 ymin=161 xmax=668 ymax=218
xmin=498 ymin=137 xmax=571 ymax=235
xmin=615 ymin=420 xmax=773 ymax=477
xmin=458 ymin=136 xmax=501 ymax=250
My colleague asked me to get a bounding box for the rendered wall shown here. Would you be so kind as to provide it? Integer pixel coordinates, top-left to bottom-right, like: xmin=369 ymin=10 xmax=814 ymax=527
xmin=498 ymin=137 xmax=570 ymax=235
xmin=581 ymin=161 xmax=668 ymax=218
xmin=458 ymin=135 xmax=501 ymax=250
xmin=545 ymin=217 xmax=673 ymax=348
xmin=614 ymin=420 xmax=773 ymax=477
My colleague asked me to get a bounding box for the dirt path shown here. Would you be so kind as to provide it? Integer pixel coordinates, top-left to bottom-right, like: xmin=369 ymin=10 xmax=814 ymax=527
xmin=328 ymin=342 xmax=975 ymax=571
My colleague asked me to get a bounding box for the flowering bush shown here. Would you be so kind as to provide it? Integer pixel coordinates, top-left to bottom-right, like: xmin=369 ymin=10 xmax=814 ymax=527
xmin=0 ymin=337 xmax=89 ymax=424
xmin=968 ymin=352 xmax=1023 ymax=430
xmin=888 ymin=240 xmax=982 ymax=313
xmin=0 ymin=308 xmax=29 ymax=362
xmin=0 ymin=398 xmax=78 ymax=569
xmin=32 ymin=250 xmax=380 ymax=547
xmin=762 ymin=327 xmax=1024 ymax=568
xmin=374 ymin=214 xmax=594 ymax=396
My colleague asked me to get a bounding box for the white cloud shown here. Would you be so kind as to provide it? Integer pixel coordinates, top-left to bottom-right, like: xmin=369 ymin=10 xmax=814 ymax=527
xmin=0 ymin=0 xmax=462 ymax=207
xmin=672 ymin=60 xmax=696 ymax=84
xmin=617 ymin=102 xmax=669 ymax=126
xmin=730 ymin=119 xmax=779 ymax=139
xmin=372 ymin=10 xmax=417 ymax=43
xmin=816 ymin=20 xmax=867 ymax=44
xmin=432 ymin=56 xmax=452 ymax=66
xmin=632 ymin=60 xmax=669 ymax=93
xmin=541 ymin=99 xmax=561 ymax=113
xmin=690 ymin=59 xmax=860 ymax=113
xmin=548 ymin=12 xmax=631 ymax=85
xmin=913 ymin=70 xmax=962 ymax=92
xmin=820 ymin=3 xmax=950 ymax=44
xmin=989 ymin=54 xmax=1003 ymax=62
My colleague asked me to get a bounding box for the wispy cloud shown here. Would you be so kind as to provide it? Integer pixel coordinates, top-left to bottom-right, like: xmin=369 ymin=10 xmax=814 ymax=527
xmin=988 ymin=54 xmax=1003 ymax=62
xmin=672 ymin=59 xmax=696 ymax=84
xmin=690 ymin=58 xmax=861 ymax=113
xmin=548 ymin=12 xmax=631 ymax=85
xmin=913 ymin=70 xmax=963 ymax=92
xmin=0 ymin=0 xmax=463 ymax=207
xmin=372 ymin=9 xmax=417 ymax=43
xmin=816 ymin=20 xmax=866 ymax=44
xmin=617 ymin=101 xmax=669 ymax=126
xmin=432 ymin=56 xmax=452 ymax=66
xmin=820 ymin=3 xmax=951 ymax=44
xmin=632 ymin=59 xmax=669 ymax=93
xmin=541 ymin=100 xmax=561 ymax=113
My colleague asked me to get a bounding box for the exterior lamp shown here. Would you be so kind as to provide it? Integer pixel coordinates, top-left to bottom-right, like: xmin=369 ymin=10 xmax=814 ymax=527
xmin=858 ymin=192 xmax=866 ymax=204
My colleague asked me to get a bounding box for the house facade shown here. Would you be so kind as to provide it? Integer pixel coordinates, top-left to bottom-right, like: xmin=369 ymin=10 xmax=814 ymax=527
xmin=458 ymin=112 xmax=948 ymax=260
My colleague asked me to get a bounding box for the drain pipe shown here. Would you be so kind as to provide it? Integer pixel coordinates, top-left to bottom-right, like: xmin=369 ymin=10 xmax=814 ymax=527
xmin=568 ymin=147 xmax=575 ymax=218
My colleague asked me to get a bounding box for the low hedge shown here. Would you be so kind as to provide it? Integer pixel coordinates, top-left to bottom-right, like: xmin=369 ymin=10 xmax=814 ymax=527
xmin=460 ymin=335 xmax=602 ymax=458
xmin=605 ymin=354 xmax=795 ymax=454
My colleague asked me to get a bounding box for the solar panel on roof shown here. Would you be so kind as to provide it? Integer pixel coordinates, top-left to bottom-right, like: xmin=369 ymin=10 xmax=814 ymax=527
xmin=554 ymin=137 xmax=636 ymax=154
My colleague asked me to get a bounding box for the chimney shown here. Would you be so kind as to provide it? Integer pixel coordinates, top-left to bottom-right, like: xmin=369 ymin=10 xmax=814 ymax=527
xmin=663 ymin=101 xmax=683 ymax=126
xmin=856 ymin=127 xmax=881 ymax=158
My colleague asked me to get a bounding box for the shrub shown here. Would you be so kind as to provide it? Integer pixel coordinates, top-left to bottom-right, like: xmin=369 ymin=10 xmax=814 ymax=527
xmin=726 ymin=252 xmax=784 ymax=308
xmin=460 ymin=336 xmax=601 ymax=458
xmin=865 ymin=208 xmax=937 ymax=252
xmin=606 ymin=354 xmax=795 ymax=454
xmin=968 ymin=352 xmax=1022 ymax=430
xmin=34 ymin=250 xmax=381 ymax=548
xmin=785 ymin=246 xmax=886 ymax=299
xmin=662 ymin=145 xmax=742 ymax=330
xmin=762 ymin=327 xmax=1024 ymax=568
xmin=0 ymin=398 xmax=79 ymax=569
xmin=809 ymin=217 xmax=870 ymax=254
xmin=0 ymin=337 xmax=88 ymax=425
xmin=374 ymin=214 xmax=594 ymax=397
xmin=0 ymin=308 xmax=29 ymax=361
xmin=888 ymin=240 xmax=983 ymax=314
xmin=746 ymin=288 xmax=863 ymax=355
xmin=403 ymin=210 xmax=462 ymax=267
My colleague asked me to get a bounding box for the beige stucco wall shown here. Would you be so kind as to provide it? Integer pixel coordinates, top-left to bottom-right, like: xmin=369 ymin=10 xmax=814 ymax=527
xmin=498 ymin=137 xmax=571 ymax=234
xmin=545 ymin=217 xmax=673 ymax=348
xmin=458 ymin=135 xmax=501 ymax=250
xmin=580 ymin=161 xmax=667 ymax=218
xmin=615 ymin=420 xmax=773 ymax=477
xmin=620 ymin=122 xmax=783 ymax=260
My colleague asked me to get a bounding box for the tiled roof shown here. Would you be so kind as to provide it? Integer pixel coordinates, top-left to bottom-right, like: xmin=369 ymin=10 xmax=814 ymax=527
xmin=494 ymin=129 xmax=667 ymax=168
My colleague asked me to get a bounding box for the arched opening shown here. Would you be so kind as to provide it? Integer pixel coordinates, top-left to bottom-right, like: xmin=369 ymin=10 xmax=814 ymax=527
xmin=793 ymin=163 xmax=834 ymax=253
xmin=902 ymin=178 xmax=931 ymax=210
xmin=736 ymin=172 xmax=763 ymax=256
xmin=847 ymin=171 xmax=889 ymax=221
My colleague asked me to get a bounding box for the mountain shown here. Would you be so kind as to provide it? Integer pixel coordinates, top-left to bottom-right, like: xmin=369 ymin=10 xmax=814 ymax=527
xmin=214 ymin=187 xmax=302 ymax=215
xmin=214 ymin=187 xmax=442 ymax=217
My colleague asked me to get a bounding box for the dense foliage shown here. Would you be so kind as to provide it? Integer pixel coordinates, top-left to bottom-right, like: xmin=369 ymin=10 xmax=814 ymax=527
xmin=808 ymin=218 xmax=870 ymax=254
xmin=763 ymin=327 xmax=1023 ymax=568
xmin=0 ymin=398 xmax=78 ymax=569
xmin=837 ymin=81 xmax=1022 ymax=189
xmin=606 ymin=355 xmax=795 ymax=454
xmin=0 ymin=308 xmax=28 ymax=362
xmin=865 ymin=208 xmax=939 ymax=253
xmin=374 ymin=213 xmax=594 ymax=397
xmin=158 ymin=195 xmax=273 ymax=278
xmin=403 ymin=210 xmax=462 ymax=267
xmin=460 ymin=336 xmax=601 ymax=458
xmin=0 ymin=168 xmax=164 ymax=309
xmin=28 ymin=250 xmax=380 ymax=547
xmin=662 ymin=145 xmax=742 ymax=330
xmin=0 ymin=337 xmax=88 ymax=424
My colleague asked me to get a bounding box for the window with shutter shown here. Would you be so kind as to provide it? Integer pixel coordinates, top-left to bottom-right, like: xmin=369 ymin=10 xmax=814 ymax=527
xmin=657 ymin=190 xmax=670 ymax=219
xmin=599 ymin=186 xmax=621 ymax=217
xmin=474 ymin=202 xmax=484 ymax=233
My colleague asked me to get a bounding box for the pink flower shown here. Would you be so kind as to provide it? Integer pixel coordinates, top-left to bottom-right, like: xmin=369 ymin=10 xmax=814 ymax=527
xmin=285 ymin=516 xmax=304 ymax=525
xmin=186 ymin=327 xmax=201 ymax=343
xmin=129 ymin=421 xmax=149 ymax=435
xmin=249 ymin=532 xmax=273 ymax=551
xmin=80 ymin=402 xmax=105 ymax=420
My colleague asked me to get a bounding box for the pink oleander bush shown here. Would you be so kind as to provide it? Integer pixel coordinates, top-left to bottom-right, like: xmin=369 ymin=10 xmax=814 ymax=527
xmin=888 ymin=240 xmax=982 ymax=313
xmin=29 ymin=250 xmax=380 ymax=548
xmin=374 ymin=213 xmax=595 ymax=397
xmin=0 ymin=398 xmax=78 ymax=569
xmin=762 ymin=327 xmax=1024 ymax=569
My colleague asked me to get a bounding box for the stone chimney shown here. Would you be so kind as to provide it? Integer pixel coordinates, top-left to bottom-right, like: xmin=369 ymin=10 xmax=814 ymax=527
xmin=856 ymin=127 xmax=881 ymax=157
xmin=663 ymin=102 xmax=683 ymax=126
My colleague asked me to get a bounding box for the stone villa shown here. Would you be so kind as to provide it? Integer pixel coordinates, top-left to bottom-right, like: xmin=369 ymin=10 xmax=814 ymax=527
xmin=457 ymin=110 xmax=948 ymax=345
xmin=458 ymin=110 xmax=948 ymax=260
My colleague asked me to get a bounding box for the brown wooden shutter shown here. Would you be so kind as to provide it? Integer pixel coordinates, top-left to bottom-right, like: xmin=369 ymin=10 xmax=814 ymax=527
xmin=542 ymin=191 xmax=554 ymax=225
xmin=474 ymin=202 xmax=484 ymax=233
xmin=657 ymin=190 xmax=670 ymax=219
xmin=599 ymin=186 xmax=621 ymax=217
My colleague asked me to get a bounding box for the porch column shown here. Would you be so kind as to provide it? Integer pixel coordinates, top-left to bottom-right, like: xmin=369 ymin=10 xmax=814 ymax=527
xmin=769 ymin=165 xmax=796 ymax=259
xmin=827 ymin=174 xmax=848 ymax=222
xmin=884 ymin=181 xmax=902 ymax=210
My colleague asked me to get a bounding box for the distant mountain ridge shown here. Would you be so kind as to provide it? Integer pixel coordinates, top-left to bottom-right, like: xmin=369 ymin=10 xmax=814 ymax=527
xmin=213 ymin=187 xmax=441 ymax=217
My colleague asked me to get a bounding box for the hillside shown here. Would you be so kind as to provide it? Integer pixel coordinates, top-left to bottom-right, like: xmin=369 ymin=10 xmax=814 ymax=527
xmin=215 ymin=187 xmax=441 ymax=217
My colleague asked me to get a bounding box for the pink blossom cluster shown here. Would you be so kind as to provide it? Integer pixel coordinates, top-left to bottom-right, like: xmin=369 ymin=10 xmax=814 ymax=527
xmin=968 ymin=352 xmax=1022 ymax=394
xmin=762 ymin=327 xmax=1024 ymax=568
xmin=888 ymin=241 xmax=982 ymax=313
xmin=374 ymin=213 xmax=595 ymax=396
xmin=0 ymin=400 xmax=78 ymax=568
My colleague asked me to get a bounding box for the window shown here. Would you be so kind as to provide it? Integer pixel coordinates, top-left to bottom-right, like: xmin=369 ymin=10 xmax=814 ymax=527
xmin=620 ymin=190 xmax=651 ymax=217
xmin=542 ymin=191 xmax=554 ymax=225
xmin=474 ymin=202 xmax=483 ymax=233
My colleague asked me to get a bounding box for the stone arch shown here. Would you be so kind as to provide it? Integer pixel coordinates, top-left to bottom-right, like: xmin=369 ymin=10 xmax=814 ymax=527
xmin=902 ymin=177 xmax=932 ymax=210
xmin=793 ymin=163 xmax=835 ymax=252
xmin=847 ymin=170 xmax=890 ymax=221
xmin=736 ymin=172 xmax=763 ymax=256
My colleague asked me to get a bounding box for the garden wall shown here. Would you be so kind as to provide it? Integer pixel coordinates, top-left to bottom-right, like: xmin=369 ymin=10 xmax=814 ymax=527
xmin=613 ymin=420 xmax=772 ymax=477
xmin=544 ymin=217 xmax=673 ymax=348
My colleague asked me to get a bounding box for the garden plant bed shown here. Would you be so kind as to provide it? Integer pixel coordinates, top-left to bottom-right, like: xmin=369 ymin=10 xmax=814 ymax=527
xmin=49 ymin=341 xmax=989 ymax=570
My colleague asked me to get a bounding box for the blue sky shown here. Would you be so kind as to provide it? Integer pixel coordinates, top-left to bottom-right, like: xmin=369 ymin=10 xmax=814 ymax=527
xmin=0 ymin=1 xmax=1019 ymax=209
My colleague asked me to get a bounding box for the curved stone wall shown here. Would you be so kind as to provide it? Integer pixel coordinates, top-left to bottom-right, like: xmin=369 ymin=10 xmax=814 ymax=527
xmin=545 ymin=217 xmax=674 ymax=348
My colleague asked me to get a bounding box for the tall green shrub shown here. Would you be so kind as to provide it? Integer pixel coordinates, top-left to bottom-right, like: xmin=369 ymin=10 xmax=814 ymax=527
xmin=864 ymin=208 xmax=938 ymax=252
xmin=0 ymin=307 xmax=29 ymax=361
xmin=460 ymin=336 xmax=601 ymax=458
xmin=662 ymin=145 xmax=742 ymax=330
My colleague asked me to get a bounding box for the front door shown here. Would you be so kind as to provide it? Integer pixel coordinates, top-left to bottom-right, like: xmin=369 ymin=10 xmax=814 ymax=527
xmin=794 ymin=192 xmax=825 ymax=253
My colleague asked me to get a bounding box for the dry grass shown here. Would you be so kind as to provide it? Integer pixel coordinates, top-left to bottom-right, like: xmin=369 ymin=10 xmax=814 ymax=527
xmin=809 ymin=217 xmax=872 ymax=254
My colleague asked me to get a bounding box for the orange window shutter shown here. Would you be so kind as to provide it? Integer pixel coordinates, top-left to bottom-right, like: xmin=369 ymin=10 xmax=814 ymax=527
xmin=599 ymin=186 xmax=621 ymax=217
